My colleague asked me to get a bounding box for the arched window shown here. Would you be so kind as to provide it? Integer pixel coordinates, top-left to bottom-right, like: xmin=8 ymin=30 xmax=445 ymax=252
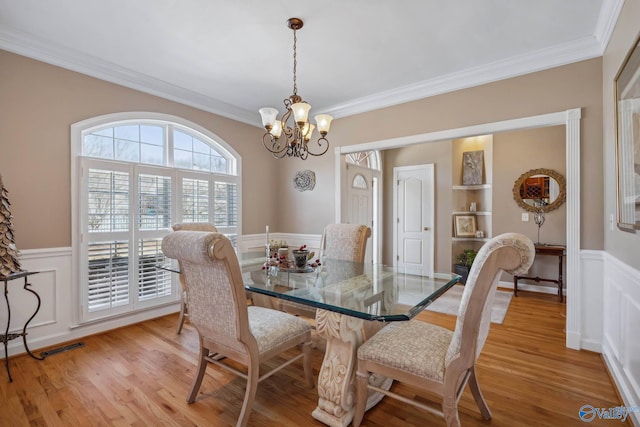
xmin=345 ymin=150 xmax=380 ymax=170
xmin=71 ymin=113 xmax=241 ymax=323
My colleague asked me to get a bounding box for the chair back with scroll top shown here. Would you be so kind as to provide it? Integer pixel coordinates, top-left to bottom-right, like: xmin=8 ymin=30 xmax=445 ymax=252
xmin=161 ymin=231 xmax=314 ymax=427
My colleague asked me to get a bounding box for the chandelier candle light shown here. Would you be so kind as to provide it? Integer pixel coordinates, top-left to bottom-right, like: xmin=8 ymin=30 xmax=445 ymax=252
xmin=259 ymin=18 xmax=333 ymax=160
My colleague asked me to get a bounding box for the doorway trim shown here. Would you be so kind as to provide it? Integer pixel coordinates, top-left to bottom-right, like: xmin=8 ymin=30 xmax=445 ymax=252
xmin=334 ymin=108 xmax=582 ymax=349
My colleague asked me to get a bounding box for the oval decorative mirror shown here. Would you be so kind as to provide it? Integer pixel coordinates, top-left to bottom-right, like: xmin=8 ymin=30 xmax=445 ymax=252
xmin=512 ymin=168 xmax=566 ymax=213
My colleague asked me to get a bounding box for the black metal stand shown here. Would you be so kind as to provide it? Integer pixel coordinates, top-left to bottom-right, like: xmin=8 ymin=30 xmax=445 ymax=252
xmin=1 ymin=271 xmax=44 ymax=382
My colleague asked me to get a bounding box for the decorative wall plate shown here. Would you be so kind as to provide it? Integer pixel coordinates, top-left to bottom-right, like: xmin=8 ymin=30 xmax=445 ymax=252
xmin=294 ymin=170 xmax=316 ymax=191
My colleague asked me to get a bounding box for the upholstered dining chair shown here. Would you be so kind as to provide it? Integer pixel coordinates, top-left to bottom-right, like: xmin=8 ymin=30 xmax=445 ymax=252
xmin=353 ymin=233 xmax=535 ymax=427
xmin=171 ymin=222 xmax=218 ymax=334
xmin=161 ymin=231 xmax=314 ymax=427
xmin=280 ymin=223 xmax=372 ymax=319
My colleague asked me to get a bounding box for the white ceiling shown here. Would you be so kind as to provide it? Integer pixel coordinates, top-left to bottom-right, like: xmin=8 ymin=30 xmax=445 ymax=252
xmin=0 ymin=0 xmax=623 ymax=127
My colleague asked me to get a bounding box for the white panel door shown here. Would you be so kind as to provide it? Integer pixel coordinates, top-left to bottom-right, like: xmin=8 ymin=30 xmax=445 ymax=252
xmin=394 ymin=165 xmax=434 ymax=276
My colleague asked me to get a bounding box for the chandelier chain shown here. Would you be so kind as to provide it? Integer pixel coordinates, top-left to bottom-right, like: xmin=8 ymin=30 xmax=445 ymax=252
xmin=292 ymin=28 xmax=298 ymax=96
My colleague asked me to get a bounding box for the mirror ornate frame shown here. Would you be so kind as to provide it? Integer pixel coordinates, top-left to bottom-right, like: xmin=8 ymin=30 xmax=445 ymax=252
xmin=512 ymin=168 xmax=566 ymax=213
xmin=614 ymin=32 xmax=640 ymax=232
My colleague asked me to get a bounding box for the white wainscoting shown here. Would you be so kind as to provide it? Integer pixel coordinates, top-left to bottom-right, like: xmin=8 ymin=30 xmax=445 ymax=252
xmin=3 ymin=233 xmax=321 ymax=358
xmin=240 ymin=233 xmax=323 ymax=256
xmin=3 ymin=247 xmax=180 ymax=358
xmin=602 ymin=252 xmax=640 ymax=426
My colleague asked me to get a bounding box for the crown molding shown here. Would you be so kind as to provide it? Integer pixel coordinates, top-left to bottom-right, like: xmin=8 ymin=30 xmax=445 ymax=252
xmin=593 ymin=0 xmax=625 ymax=53
xmin=1 ymin=0 xmax=624 ymax=126
xmin=0 ymin=27 xmax=258 ymax=127
xmin=324 ymin=36 xmax=603 ymax=118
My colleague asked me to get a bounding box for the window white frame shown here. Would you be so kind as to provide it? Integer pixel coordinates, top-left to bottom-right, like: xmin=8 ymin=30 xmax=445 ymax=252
xmin=71 ymin=112 xmax=242 ymax=325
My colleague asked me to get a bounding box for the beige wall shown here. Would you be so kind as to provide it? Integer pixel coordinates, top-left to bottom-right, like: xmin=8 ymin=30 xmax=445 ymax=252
xmin=603 ymin=0 xmax=640 ymax=267
xmin=0 ymin=50 xmax=606 ymax=255
xmin=493 ymin=126 xmax=566 ymax=243
xmin=0 ymin=50 xmax=282 ymax=249
xmin=278 ymin=58 xmax=603 ymax=250
xmin=493 ymin=126 xmax=567 ymax=284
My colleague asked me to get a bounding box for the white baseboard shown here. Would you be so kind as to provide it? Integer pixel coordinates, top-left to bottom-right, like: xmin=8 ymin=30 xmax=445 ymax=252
xmin=603 ymin=340 xmax=640 ymax=426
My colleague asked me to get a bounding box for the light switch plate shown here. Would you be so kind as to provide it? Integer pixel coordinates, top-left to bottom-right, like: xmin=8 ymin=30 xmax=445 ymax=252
xmin=521 ymin=213 xmax=529 ymax=222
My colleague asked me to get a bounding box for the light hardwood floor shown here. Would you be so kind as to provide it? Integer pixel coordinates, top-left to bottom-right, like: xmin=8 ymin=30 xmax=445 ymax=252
xmin=0 ymin=291 xmax=628 ymax=426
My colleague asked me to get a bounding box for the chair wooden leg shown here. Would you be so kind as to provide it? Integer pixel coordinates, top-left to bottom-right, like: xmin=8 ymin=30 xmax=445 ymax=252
xmin=176 ymin=300 xmax=187 ymax=334
xmin=187 ymin=343 xmax=209 ymax=403
xmin=442 ymin=392 xmax=461 ymax=427
xmin=353 ymin=370 xmax=369 ymax=427
xmin=302 ymin=341 xmax=314 ymax=388
xmin=468 ymin=366 xmax=492 ymax=420
xmin=238 ymin=361 xmax=259 ymax=427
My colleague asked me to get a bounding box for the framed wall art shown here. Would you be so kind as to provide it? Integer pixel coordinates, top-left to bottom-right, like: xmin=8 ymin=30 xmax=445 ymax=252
xmin=453 ymin=214 xmax=477 ymax=238
xmin=462 ymin=150 xmax=484 ymax=185
xmin=614 ymin=32 xmax=640 ymax=232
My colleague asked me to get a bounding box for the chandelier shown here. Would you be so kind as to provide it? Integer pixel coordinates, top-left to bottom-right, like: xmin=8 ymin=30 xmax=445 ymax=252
xmin=259 ymin=18 xmax=333 ymax=160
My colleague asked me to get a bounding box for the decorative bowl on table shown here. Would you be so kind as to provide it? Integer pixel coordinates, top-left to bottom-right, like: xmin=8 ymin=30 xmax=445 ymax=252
xmin=292 ymin=249 xmax=310 ymax=269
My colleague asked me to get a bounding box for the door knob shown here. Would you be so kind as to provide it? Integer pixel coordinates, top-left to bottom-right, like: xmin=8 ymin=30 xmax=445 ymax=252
xmin=423 ymin=226 xmax=430 ymax=231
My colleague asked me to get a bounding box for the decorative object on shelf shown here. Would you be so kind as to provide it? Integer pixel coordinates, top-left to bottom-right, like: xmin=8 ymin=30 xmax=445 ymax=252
xmin=258 ymin=18 xmax=333 ymax=160
xmin=534 ymin=207 xmax=546 ymax=244
xmin=293 ymin=170 xmax=316 ymax=191
xmin=475 ymin=230 xmax=484 ymax=238
xmin=453 ymin=249 xmax=477 ymax=284
xmin=462 ymin=150 xmax=484 ymax=185
xmin=614 ymin=32 xmax=640 ymax=231
xmin=453 ymin=214 xmax=477 ymax=237
xmin=0 ymin=174 xmax=22 ymax=277
xmin=513 ymin=168 xmax=566 ymax=213
xmin=469 ymin=202 xmax=477 ymax=212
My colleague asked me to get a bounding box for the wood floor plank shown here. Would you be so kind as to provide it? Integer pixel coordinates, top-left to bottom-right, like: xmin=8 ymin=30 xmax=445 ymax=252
xmin=0 ymin=291 xmax=630 ymax=426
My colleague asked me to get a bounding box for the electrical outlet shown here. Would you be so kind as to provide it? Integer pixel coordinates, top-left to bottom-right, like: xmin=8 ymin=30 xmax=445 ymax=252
xmin=521 ymin=213 xmax=529 ymax=222
xmin=609 ymin=213 xmax=615 ymax=231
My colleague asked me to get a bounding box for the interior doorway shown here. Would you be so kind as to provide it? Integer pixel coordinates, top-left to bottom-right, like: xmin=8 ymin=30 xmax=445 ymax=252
xmin=343 ymin=151 xmax=382 ymax=264
xmin=345 ymin=163 xmax=374 ymax=264
xmin=335 ymin=109 xmax=583 ymax=349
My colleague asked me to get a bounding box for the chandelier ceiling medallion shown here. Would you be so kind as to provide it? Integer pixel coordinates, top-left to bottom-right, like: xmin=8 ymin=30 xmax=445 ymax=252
xmin=259 ymin=18 xmax=333 ymax=160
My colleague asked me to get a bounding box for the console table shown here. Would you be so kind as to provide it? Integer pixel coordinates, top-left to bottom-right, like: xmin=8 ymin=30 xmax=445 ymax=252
xmin=1 ymin=271 xmax=44 ymax=381
xmin=513 ymin=244 xmax=565 ymax=302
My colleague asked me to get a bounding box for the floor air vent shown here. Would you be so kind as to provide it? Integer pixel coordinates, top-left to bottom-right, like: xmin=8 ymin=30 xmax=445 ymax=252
xmin=40 ymin=342 xmax=85 ymax=358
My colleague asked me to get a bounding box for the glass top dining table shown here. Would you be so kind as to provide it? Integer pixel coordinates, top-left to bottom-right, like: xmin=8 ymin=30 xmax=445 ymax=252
xmin=239 ymin=254 xmax=461 ymax=322
xmin=161 ymin=251 xmax=461 ymax=427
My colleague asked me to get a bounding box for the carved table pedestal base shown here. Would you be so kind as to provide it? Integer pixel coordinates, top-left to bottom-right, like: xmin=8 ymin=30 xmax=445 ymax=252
xmin=312 ymin=309 xmax=392 ymax=427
